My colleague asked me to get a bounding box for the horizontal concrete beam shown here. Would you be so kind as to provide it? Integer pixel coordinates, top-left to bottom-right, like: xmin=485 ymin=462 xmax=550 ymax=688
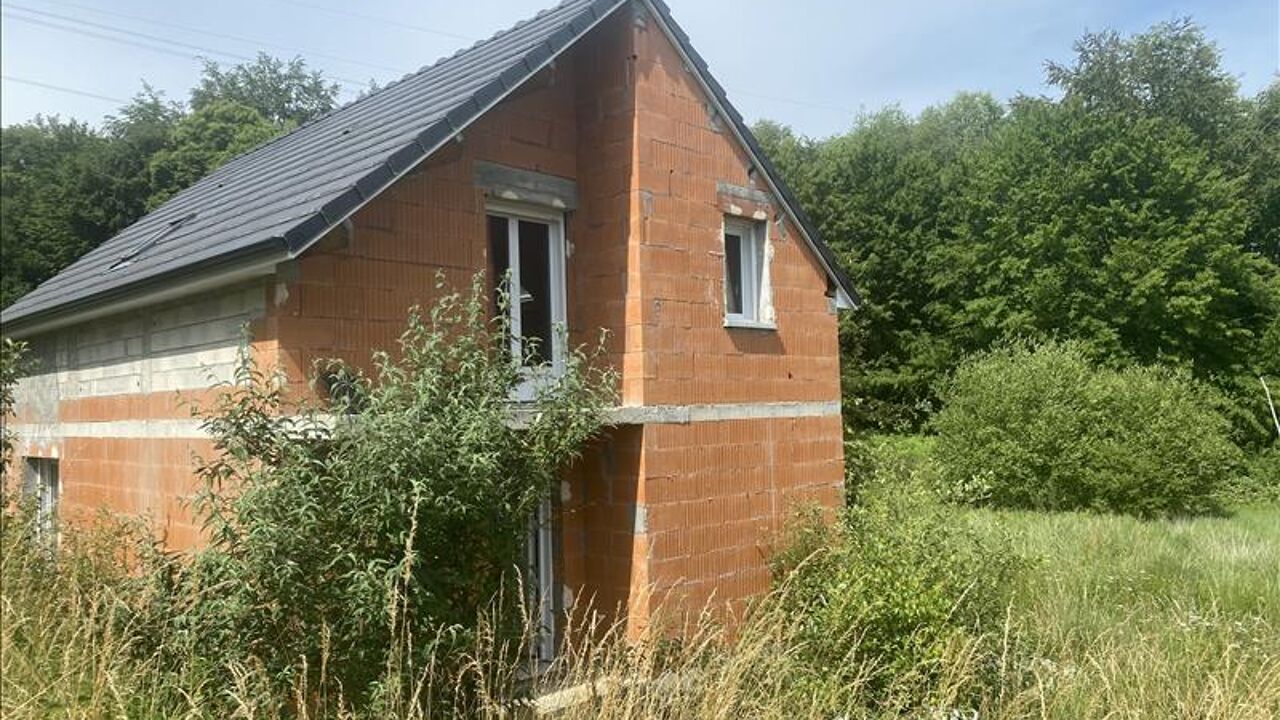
xmin=9 ymin=401 xmax=842 ymax=442
xmin=475 ymin=160 xmax=578 ymax=210
xmin=606 ymin=400 xmax=841 ymax=425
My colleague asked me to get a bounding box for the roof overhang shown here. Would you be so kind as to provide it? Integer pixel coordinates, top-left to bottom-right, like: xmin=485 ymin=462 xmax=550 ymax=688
xmin=1 ymin=242 xmax=289 ymax=339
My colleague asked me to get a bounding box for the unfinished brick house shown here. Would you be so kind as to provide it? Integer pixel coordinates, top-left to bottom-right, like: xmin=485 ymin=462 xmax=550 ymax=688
xmin=2 ymin=0 xmax=856 ymax=647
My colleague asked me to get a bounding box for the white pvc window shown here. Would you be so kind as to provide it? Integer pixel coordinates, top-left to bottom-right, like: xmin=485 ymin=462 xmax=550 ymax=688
xmin=527 ymin=496 xmax=555 ymax=664
xmin=723 ymin=217 xmax=772 ymax=328
xmin=486 ymin=202 xmax=568 ymax=402
xmin=24 ymin=457 xmax=59 ymax=542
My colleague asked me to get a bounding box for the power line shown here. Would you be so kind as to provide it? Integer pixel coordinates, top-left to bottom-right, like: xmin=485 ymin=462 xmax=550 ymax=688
xmin=266 ymin=0 xmax=853 ymax=118
xmin=268 ymin=0 xmax=477 ymax=42
xmin=721 ymin=86 xmax=856 ymax=116
xmin=3 ymin=9 xmax=256 ymax=62
xmin=2 ymin=74 xmax=130 ymax=104
xmin=2 ymin=8 xmax=369 ymax=91
xmin=7 ymin=1 xmax=856 ymax=124
xmin=23 ymin=0 xmax=409 ymax=75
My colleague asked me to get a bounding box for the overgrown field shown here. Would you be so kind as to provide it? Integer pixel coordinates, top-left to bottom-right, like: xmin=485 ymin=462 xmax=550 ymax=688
xmin=970 ymin=504 xmax=1280 ymax=716
xmin=4 ymin=467 xmax=1277 ymax=718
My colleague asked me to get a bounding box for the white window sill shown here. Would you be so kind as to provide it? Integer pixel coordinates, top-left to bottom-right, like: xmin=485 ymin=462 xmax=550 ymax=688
xmin=723 ymin=317 xmax=777 ymax=331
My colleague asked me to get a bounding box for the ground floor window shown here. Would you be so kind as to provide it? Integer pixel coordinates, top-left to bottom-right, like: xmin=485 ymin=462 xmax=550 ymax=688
xmin=527 ymin=496 xmax=556 ymax=663
xmin=23 ymin=457 xmax=59 ymax=542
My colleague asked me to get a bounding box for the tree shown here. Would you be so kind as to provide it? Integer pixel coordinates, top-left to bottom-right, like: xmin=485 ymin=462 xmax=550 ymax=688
xmin=1044 ymin=18 xmax=1247 ymax=157
xmin=757 ymin=19 xmax=1278 ymax=440
xmin=1240 ymin=82 xmax=1280 ymax=264
xmin=755 ymin=93 xmax=1006 ymax=429
xmin=96 ymin=86 xmax=185 ymax=231
xmin=190 ymin=54 xmax=339 ymax=125
xmin=147 ymin=101 xmax=279 ymax=208
xmin=0 ymin=117 xmax=113 ymax=307
xmin=1 ymin=56 xmax=337 ymax=309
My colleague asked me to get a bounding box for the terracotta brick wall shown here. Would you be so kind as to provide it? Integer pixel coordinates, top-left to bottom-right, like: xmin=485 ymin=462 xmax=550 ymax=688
xmin=618 ymin=5 xmax=846 ymax=626
xmin=7 ymin=2 xmax=845 ymax=635
xmin=9 ymin=282 xmax=274 ymax=548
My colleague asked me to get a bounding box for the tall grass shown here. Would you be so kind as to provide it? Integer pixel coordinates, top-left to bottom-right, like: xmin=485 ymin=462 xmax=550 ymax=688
xmin=976 ymin=505 xmax=1280 ymax=718
xmin=4 ymin=490 xmax=1279 ymax=718
xmin=0 ymin=498 xmax=980 ymax=719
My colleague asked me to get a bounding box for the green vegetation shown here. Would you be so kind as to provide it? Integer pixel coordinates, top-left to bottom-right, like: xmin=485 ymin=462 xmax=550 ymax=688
xmin=0 ymin=54 xmax=339 ymax=307
xmin=5 ymin=433 xmax=1278 ymax=718
xmin=138 ymin=282 xmax=612 ymax=710
xmin=933 ymin=341 xmax=1248 ymax=517
xmin=776 ymin=444 xmax=1023 ymax=703
xmin=756 ymin=20 xmax=1280 ymax=447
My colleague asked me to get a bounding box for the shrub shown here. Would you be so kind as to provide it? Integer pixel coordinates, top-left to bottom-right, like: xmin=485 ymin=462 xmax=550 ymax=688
xmin=933 ymin=341 xmax=1243 ymax=518
xmin=135 ymin=279 xmax=615 ymax=709
xmin=775 ymin=437 xmax=1023 ymax=703
xmin=1223 ymin=446 xmax=1280 ymax=504
xmin=0 ymin=337 xmax=29 ymax=475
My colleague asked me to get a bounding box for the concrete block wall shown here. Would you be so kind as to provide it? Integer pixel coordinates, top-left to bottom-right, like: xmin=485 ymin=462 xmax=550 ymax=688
xmin=10 ymin=282 xmax=271 ymax=548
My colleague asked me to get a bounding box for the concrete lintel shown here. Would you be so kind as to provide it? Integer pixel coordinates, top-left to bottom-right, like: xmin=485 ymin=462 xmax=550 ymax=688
xmin=715 ymin=181 xmax=772 ymax=206
xmin=475 ymin=160 xmax=579 ymax=211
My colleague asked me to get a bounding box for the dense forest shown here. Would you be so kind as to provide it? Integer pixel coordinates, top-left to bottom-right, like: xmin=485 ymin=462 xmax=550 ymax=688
xmin=1 ymin=20 xmax=1277 ymax=446
xmin=755 ymin=20 xmax=1279 ymax=445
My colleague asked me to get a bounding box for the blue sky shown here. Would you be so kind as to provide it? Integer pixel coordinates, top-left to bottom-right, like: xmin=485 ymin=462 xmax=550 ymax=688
xmin=1 ymin=0 xmax=1276 ymax=138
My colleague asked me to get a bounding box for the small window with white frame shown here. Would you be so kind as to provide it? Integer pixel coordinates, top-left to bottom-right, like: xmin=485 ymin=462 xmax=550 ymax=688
xmin=723 ymin=216 xmax=772 ymax=328
xmin=23 ymin=457 xmax=59 ymax=543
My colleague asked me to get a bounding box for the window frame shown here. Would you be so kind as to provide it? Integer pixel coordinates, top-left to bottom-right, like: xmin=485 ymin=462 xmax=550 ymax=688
xmin=527 ymin=495 xmax=556 ymax=664
xmin=722 ymin=216 xmax=774 ymax=329
xmin=23 ymin=457 xmax=59 ymax=543
xmin=486 ymin=200 xmax=568 ymax=402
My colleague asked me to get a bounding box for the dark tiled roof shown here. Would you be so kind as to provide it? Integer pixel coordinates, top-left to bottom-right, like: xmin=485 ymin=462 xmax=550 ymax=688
xmin=2 ymin=0 xmax=856 ymax=328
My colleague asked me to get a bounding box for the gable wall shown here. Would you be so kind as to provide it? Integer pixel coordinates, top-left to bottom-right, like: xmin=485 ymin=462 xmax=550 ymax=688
xmin=622 ymin=5 xmax=845 ymax=626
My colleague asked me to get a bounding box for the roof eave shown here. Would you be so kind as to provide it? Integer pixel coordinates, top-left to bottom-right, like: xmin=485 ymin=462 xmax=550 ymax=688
xmin=0 ymin=240 xmax=290 ymax=339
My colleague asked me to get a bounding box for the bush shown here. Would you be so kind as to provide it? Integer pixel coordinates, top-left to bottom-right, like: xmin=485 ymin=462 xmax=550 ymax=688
xmin=1222 ymin=446 xmax=1280 ymax=504
xmin=134 ymin=279 xmax=615 ymax=709
xmin=933 ymin=341 xmax=1243 ymax=518
xmin=775 ymin=437 xmax=1023 ymax=703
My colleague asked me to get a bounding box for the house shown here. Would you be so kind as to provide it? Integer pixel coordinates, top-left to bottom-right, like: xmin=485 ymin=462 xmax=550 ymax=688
xmin=1 ymin=0 xmax=856 ymax=643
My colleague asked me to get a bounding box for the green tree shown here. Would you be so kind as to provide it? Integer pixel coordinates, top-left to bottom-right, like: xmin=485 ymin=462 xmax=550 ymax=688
xmin=95 ymin=87 xmax=185 ymax=231
xmin=758 ymin=20 xmax=1279 ymax=438
xmin=0 ymin=117 xmax=111 ymax=306
xmin=147 ymin=101 xmax=279 ymax=208
xmin=756 ymin=93 xmax=1006 ymax=429
xmin=1044 ymin=18 xmax=1247 ymax=156
xmin=1240 ymin=82 xmax=1280 ymax=264
xmin=190 ymin=54 xmax=339 ymax=125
